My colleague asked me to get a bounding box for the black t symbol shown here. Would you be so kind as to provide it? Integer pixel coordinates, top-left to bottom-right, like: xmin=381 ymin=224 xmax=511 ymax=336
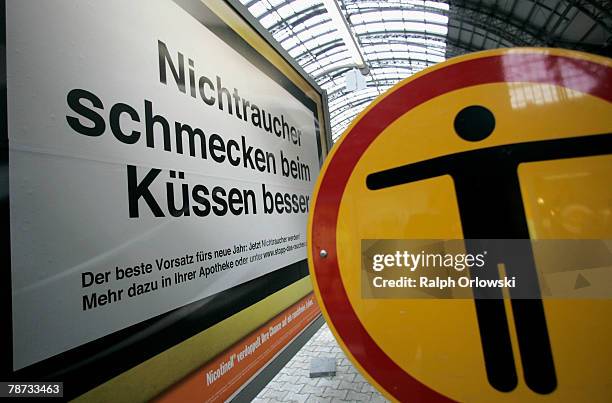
xmin=367 ymin=104 xmax=612 ymax=394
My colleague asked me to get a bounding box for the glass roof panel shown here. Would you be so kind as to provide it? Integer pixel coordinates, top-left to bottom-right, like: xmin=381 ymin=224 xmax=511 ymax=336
xmin=247 ymin=2 xmax=268 ymax=17
xmin=259 ymin=13 xmax=280 ymax=27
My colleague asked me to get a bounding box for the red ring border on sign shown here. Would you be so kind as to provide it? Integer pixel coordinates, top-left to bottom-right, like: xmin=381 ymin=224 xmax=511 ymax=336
xmin=310 ymin=51 xmax=612 ymax=402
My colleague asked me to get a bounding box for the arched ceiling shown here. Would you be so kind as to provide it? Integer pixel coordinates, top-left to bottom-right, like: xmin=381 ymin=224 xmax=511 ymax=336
xmin=239 ymin=0 xmax=611 ymax=142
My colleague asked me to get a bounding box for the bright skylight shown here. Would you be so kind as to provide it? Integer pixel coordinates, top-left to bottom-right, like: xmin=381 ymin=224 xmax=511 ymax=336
xmin=241 ymin=0 xmax=449 ymax=142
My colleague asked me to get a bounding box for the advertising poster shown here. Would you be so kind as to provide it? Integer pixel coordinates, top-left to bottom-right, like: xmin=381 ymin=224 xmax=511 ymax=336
xmin=2 ymin=0 xmax=324 ymax=396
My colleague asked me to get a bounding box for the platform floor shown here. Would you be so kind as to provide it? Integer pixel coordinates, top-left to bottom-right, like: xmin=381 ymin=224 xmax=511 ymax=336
xmin=253 ymin=322 xmax=389 ymax=402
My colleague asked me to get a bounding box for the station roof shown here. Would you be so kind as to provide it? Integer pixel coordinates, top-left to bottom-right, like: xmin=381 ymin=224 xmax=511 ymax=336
xmin=239 ymin=0 xmax=612 ymax=142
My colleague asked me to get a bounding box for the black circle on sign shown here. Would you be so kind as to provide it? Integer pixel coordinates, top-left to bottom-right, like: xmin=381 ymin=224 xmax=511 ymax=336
xmin=454 ymin=105 xmax=496 ymax=141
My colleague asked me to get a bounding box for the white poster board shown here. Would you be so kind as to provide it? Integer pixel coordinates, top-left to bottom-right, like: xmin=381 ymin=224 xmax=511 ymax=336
xmin=7 ymin=0 xmax=319 ymax=370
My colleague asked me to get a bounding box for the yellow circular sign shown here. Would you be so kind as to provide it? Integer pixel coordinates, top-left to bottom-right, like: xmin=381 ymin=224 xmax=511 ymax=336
xmin=309 ymin=48 xmax=612 ymax=402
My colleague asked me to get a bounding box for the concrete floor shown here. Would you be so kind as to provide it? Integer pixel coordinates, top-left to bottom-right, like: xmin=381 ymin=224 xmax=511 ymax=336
xmin=252 ymin=322 xmax=389 ymax=402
